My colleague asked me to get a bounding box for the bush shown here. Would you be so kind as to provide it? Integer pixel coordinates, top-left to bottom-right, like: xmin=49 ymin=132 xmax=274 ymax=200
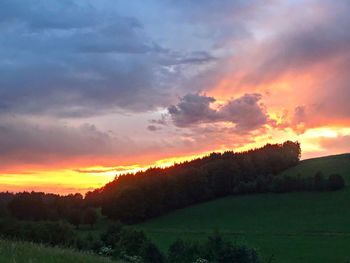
xmin=101 ymin=224 xmax=164 ymax=262
xmin=168 ymin=239 xmax=200 ymax=263
xmin=140 ymin=242 xmax=165 ymax=263
xmin=327 ymin=174 xmax=345 ymax=191
xmin=0 ymin=219 xmax=75 ymax=246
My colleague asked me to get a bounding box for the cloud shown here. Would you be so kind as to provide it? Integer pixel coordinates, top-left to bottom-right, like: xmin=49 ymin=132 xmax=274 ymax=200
xmin=219 ymin=93 xmax=268 ymax=131
xmin=171 ymin=51 xmax=216 ymax=65
xmin=319 ymin=135 xmax=350 ymax=153
xmin=147 ymin=125 xmax=161 ymax=132
xmin=0 ymin=0 xmax=272 ymax=119
xmin=168 ymin=93 xmax=269 ymax=132
xmin=168 ymin=94 xmax=217 ymax=127
xmin=0 ymin=0 xmax=218 ymax=117
xmin=1 ymin=0 xmax=350 ymax=177
xmin=222 ymin=1 xmax=350 ymax=87
xmin=150 ymin=114 xmax=168 ymax=126
xmin=0 ymin=116 xmax=139 ymax=170
xmin=0 ymin=0 xmax=98 ymax=30
xmin=293 ymin=106 xmax=307 ymax=125
xmin=183 ymin=0 xmax=350 ymax=134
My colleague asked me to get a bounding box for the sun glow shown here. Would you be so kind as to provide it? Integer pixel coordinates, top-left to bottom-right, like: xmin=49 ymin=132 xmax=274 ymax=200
xmin=303 ymin=128 xmax=338 ymax=138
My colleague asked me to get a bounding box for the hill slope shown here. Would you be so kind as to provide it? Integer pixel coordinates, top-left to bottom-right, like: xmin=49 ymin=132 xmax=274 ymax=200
xmin=0 ymin=239 xmax=121 ymax=263
xmin=137 ymin=153 xmax=350 ymax=263
xmin=282 ymin=153 xmax=350 ymax=183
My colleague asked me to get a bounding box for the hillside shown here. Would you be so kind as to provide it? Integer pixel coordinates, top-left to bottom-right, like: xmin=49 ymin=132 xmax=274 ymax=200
xmin=0 ymin=239 xmax=121 ymax=263
xmin=281 ymin=153 xmax=350 ymax=183
xmin=137 ymin=153 xmax=350 ymax=263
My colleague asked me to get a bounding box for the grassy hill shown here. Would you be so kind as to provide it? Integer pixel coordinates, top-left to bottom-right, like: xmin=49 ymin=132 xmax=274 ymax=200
xmin=137 ymin=153 xmax=350 ymax=263
xmin=281 ymin=153 xmax=350 ymax=182
xmin=0 ymin=239 xmax=121 ymax=263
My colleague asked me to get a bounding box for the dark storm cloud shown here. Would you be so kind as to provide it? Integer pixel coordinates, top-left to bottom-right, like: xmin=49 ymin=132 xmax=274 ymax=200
xmin=168 ymin=93 xmax=268 ymax=132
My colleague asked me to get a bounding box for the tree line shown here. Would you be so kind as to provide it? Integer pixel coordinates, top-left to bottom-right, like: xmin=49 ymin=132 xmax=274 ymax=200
xmin=87 ymin=141 xmax=304 ymax=223
xmin=0 ymin=141 xmax=345 ymax=224
xmin=0 ymin=192 xmax=98 ymax=229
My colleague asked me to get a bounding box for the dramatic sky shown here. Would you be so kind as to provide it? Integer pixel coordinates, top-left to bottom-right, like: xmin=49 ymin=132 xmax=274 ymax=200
xmin=1 ymin=0 xmax=350 ymax=194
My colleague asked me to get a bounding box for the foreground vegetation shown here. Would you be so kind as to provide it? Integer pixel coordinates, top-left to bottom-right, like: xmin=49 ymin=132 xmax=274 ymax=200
xmin=137 ymin=153 xmax=350 ymax=263
xmin=0 ymin=219 xmax=262 ymax=263
xmin=0 ymin=239 xmax=120 ymax=263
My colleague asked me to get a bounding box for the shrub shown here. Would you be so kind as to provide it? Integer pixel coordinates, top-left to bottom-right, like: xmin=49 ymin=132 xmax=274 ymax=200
xmin=0 ymin=220 xmax=75 ymax=246
xmin=140 ymin=242 xmax=165 ymax=263
xmin=101 ymin=224 xmax=164 ymax=262
xmin=327 ymin=174 xmax=345 ymax=191
xmin=168 ymin=239 xmax=200 ymax=263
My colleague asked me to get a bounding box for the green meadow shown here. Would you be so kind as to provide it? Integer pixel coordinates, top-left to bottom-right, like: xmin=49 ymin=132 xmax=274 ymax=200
xmin=137 ymin=154 xmax=350 ymax=263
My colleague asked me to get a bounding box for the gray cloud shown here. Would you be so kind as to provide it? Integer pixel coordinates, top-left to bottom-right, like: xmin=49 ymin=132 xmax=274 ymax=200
xmin=147 ymin=125 xmax=161 ymax=132
xmin=168 ymin=94 xmax=218 ymax=127
xmin=293 ymin=106 xmax=307 ymax=125
xmin=0 ymin=116 xmax=138 ymax=169
xmin=150 ymin=114 xmax=168 ymax=126
xmin=168 ymin=93 xmax=268 ymax=132
xmin=0 ymin=0 xmax=217 ymax=117
xmin=219 ymin=93 xmax=268 ymax=131
xmin=0 ymin=0 xmax=97 ymax=29
xmin=0 ymin=0 xmax=270 ymax=119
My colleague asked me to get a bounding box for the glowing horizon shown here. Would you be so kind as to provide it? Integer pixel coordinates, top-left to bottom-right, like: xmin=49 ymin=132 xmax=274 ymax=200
xmin=2 ymin=128 xmax=349 ymax=195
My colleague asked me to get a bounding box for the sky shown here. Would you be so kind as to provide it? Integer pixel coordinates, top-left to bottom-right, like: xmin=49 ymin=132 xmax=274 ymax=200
xmin=1 ymin=0 xmax=350 ymax=194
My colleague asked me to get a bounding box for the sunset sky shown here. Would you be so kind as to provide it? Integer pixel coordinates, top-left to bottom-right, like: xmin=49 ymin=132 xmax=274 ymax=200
xmin=1 ymin=0 xmax=350 ymax=194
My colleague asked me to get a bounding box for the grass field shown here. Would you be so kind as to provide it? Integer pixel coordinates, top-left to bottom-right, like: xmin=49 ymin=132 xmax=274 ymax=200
xmin=136 ymin=153 xmax=350 ymax=263
xmin=0 ymin=239 xmax=121 ymax=263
